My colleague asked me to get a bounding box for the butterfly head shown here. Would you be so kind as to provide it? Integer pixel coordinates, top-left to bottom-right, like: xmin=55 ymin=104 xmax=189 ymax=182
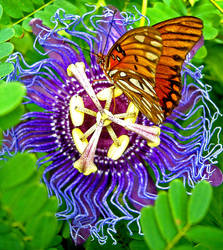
xmin=96 ymin=53 xmax=105 ymax=67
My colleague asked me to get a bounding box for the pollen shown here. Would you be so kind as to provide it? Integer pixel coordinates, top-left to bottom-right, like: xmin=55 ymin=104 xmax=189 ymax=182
xmin=69 ymin=95 xmax=85 ymax=126
xmin=107 ymin=135 xmax=130 ymax=160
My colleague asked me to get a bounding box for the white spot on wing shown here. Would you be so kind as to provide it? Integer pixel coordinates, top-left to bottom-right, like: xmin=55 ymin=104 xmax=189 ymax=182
xmin=146 ymin=52 xmax=158 ymax=61
xmin=118 ymin=80 xmax=140 ymax=93
xmin=155 ymin=35 xmax=162 ymax=41
xmin=135 ymin=35 xmax=145 ymax=43
xmin=129 ymin=78 xmax=143 ymax=90
xmin=142 ymin=97 xmax=152 ymax=108
xmin=151 ymin=41 xmax=162 ymax=48
xmin=143 ymin=79 xmax=156 ymax=94
xmin=120 ymin=72 xmax=127 ymax=77
xmin=109 ymin=69 xmax=118 ymax=77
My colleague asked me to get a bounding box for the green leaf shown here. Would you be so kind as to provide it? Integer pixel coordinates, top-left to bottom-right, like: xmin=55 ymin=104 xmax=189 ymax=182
xmin=11 ymin=184 xmax=48 ymax=223
xmin=0 ymin=81 xmax=26 ymax=116
xmin=0 ymin=4 xmax=3 ymax=19
xmin=62 ymin=221 xmax=70 ymax=239
xmin=172 ymin=245 xmax=194 ymax=250
xmin=0 ymin=152 xmax=36 ymax=189
xmin=22 ymin=17 xmax=32 ymax=32
xmin=193 ymin=46 xmax=207 ymax=60
xmin=0 ymin=28 xmax=15 ymax=43
xmin=186 ymin=226 xmax=223 ymax=249
xmin=0 ymin=62 xmax=14 ymax=78
xmin=188 ymin=181 xmax=212 ymax=225
xmin=49 ymin=235 xmax=62 ymax=248
xmin=146 ymin=3 xmax=179 ymax=25
xmin=1 ymin=0 xmax=23 ymax=18
xmin=0 ymin=221 xmax=11 ymax=234
xmin=0 ymin=104 xmax=24 ymax=130
xmin=32 ymin=0 xmax=44 ymax=5
xmin=141 ymin=206 xmax=166 ymax=250
xmin=40 ymin=196 xmax=59 ymax=214
xmin=129 ymin=240 xmax=148 ymax=250
xmin=11 ymin=32 xmax=33 ymax=54
xmin=25 ymin=213 xmax=58 ymax=249
xmin=0 ymin=232 xmax=24 ymax=250
xmin=0 ymin=42 xmax=14 ymax=59
xmin=203 ymin=24 xmax=218 ymax=40
xmin=169 ymin=180 xmax=187 ymax=229
xmin=13 ymin=24 xmax=23 ymax=38
xmin=169 ymin=0 xmax=187 ymax=15
xmin=155 ymin=192 xmax=178 ymax=242
xmin=19 ymin=0 xmax=34 ymax=13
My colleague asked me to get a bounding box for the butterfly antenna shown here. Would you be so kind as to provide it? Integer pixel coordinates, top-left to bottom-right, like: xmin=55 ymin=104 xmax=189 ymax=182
xmin=79 ymin=46 xmax=97 ymax=57
xmin=102 ymin=9 xmax=117 ymax=56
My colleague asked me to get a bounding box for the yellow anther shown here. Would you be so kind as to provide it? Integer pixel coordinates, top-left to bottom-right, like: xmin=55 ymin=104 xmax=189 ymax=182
xmin=97 ymin=87 xmax=123 ymax=101
xmin=124 ymin=102 xmax=139 ymax=124
xmin=147 ymin=126 xmax=161 ymax=148
xmin=67 ymin=62 xmax=85 ymax=77
xmin=72 ymin=128 xmax=88 ymax=154
xmin=73 ymin=159 xmax=97 ymax=175
xmin=147 ymin=137 xmax=160 ymax=148
xmin=107 ymin=135 xmax=130 ymax=160
xmin=69 ymin=95 xmax=85 ymax=126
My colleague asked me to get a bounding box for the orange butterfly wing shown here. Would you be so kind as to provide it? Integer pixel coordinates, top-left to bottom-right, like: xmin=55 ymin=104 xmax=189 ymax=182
xmin=152 ymin=16 xmax=203 ymax=117
xmin=102 ymin=17 xmax=203 ymax=124
xmin=103 ymin=26 xmax=165 ymax=124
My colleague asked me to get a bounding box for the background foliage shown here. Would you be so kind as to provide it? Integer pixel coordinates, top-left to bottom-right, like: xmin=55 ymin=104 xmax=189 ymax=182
xmin=0 ymin=0 xmax=223 ymax=249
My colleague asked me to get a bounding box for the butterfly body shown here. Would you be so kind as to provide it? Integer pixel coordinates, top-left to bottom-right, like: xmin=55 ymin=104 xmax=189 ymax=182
xmin=98 ymin=16 xmax=203 ymax=124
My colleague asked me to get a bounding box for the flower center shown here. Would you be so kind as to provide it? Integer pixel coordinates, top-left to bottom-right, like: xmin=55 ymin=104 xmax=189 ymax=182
xmin=67 ymin=62 xmax=161 ymax=175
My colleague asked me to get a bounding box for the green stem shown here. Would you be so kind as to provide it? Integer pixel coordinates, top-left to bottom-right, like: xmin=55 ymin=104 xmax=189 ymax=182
xmin=139 ymin=0 xmax=148 ymax=27
xmin=12 ymin=0 xmax=55 ymax=27
xmin=209 ymin=0 xmax=223 ymax=14
xmin=166 ymin=224 xmax=191 ymax=250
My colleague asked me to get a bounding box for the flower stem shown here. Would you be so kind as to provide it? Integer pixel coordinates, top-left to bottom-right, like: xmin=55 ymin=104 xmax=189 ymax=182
xmin=209 ymin=0 xmax=223 ymax=14
xmin=166 ymin=224 xmax=191 ymax=250
xmin=139 ymin=0 xmax=148 ymax=27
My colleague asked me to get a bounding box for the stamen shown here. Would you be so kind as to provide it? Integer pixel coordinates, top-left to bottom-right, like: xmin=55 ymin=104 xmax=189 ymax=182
xmin=106 ymin=125 xmax=120 ymax=146
xmin=69 ymin=95 xmax=85 ymax=126
xmin=114 ymin=112 xmax=136 ymax=119
xmin=67 ymin=62 xmax=103 ymax=112
xmin=97 ymin=86 xmax=123 ymax=100
xmin=104 ymin=87 xmax=113 ymax=110
xmin=72 ymin=128 xmax=88 ymax=154
xmin=80 ymin=124 xmax=97 ymax=140
xmin=104 ymin=110 xmax=161 ymax=146
xmin=73 ymin=119 xmax=103 ymax=175
xmin=75 ymin=106 xmax=97 ymax=117
xmin=107 ymin=135 xmax=130 ymax=160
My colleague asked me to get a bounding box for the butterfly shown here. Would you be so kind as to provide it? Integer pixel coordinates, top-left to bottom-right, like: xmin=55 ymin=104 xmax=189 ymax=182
xmin=97 ymin=16 xmax=203 ymax=125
